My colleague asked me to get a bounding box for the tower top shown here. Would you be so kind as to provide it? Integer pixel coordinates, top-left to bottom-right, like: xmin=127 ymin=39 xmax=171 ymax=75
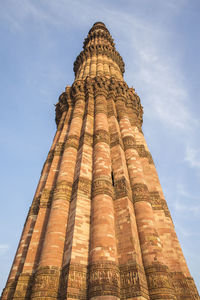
xmin=73 ymin=22 xmax=125 ymax=79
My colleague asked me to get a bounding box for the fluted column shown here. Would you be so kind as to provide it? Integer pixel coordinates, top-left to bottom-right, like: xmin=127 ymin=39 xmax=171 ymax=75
xmin=107 ymin=91 xmax=150 ymax=300
xmin=89 ymin=82 xmax=120 ymax=300
xmin=60 ymin=78 xmax=94 ymax=299
xmin=31 ymin=87 xmax=85 ymax=299
xmin=115 ymin=92 xmax=176 ymax=299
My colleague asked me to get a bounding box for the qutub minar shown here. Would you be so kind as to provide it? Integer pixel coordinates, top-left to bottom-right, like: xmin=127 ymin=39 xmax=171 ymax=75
xmin=1 ymin=22 xmax=199 ymax=300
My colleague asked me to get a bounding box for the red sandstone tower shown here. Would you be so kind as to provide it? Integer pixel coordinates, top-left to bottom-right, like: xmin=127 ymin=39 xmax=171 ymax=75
xmin=1 ymin=22 xmax=199 ymax=300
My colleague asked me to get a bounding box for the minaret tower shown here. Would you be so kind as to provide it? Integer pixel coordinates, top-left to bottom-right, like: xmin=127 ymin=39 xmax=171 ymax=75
xmin=1 ymin=22 xmax=199 ymax=300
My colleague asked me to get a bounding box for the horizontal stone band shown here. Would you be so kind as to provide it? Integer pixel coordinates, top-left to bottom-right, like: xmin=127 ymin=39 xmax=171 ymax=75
xmin=65 ymin=134 xmax=80 ymax=150
xmin=92 ymin=178 xmax=113 ymax=198
xmin=89 ymin=262 xmax=120 ymax=298
xmin=94 ymin=129 xmax=110 ymax=145
xmin=132 ymin=183 xmax=150 ymax=204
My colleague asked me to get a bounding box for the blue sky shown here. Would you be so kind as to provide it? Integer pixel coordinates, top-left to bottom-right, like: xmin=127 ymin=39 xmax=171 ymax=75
xmin=0 ymin=0 xmax=200 ymax=294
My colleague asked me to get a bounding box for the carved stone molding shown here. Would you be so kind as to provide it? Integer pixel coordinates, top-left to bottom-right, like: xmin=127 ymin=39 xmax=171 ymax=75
xmin=92 ymin=177 xmax=113 ymax=198
xmin=79 ymin=131 xmax=93 ymax=149
xmin=61 ymin=263 xmax=88 ymax=300
xmin=145 ymin=262 xmax=176 ymax=299
xmin=39 ymin=188 xmax=54 ymax=208
xmin=149 ymin=191 xmax=172 ymax=219
xmin=55 ymin=89 xmax=73 ymax=127
xmin=64 ymin=134 xmax=80 ymax=150
xmin=53 ymin=180 xmax=73 ymax=203
xmin=120 ymin=263 xmax=149 ymax=299
xmin=13 ymin=273 xmax=33 ymax=299
xmin=149 ymin=191 xmax=163 ymax=210
xmin=46 ymin=149 xmax=54 ymax=163
xmin=74 ymin=44 xmax=125 ymax=76
xmin=1 ymin=279 xmax=17 ymax=300
xmin=122 ymin=135 xmax=135 ymax=151
xmin=171 ymin=272 xmax=199 ymax=299
xmin=72 ymin=176 xmax=92 ymax=198
xmin=132 ymin=183 xmax=150 ymax=204
xmin=84 ymin=26 xmax=115 ymax=49
xmin=31 ymin=266 xmax=61 ymax=299
xmin=89 ymin=261 xmax=120 ymax=298
xmin=54 ymin=141 xmax=65 ymax=156
xmin=114 ymin=176 xmax=132 ymax=200
xmin=110 ymin=132 xmax=124 ymax=149
xmin=94 ymin=129 xmax=110 ymax=145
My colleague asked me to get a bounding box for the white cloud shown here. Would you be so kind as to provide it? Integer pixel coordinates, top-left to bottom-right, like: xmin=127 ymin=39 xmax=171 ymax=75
xmin=0 ymin=245 xmax=9 ymax=257
xmin=185 ymin=146 xmax=200 ymax=169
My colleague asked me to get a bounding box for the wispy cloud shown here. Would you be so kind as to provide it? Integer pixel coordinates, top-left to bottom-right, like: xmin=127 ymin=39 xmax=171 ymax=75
xmin=185 ymin=146 xmax=200 ymax=169
xmin=0 ymin=245 xmax=9 ymax=257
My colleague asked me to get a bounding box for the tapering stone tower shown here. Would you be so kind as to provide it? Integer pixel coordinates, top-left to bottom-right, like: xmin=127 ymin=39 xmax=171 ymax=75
xmin=2 ymin=22 xmax=199 ymax=300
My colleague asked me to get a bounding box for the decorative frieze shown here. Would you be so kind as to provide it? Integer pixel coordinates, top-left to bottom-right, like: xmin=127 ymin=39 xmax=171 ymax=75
xmin=149 ymin=191 xmax=163 ymax=210
xmin=1 ymin=279 xmax=17 ymax=300
xmin=28 ymin=196 xmax=40 ymax=216
xmin=114 ymin=176 xmax=131 ymax=200
xmin=53 ymin=180 xmax=73 ymax=203
xmin=61 ymin=263 xmax=88 ymax=300
xmin=132 ymin=183 xmax=150 ymax=204
xmin=54 ymin=141 xmax=65 ymax=156
xmin=74 ymin=44 xmax=125 ymax=76
xmin=64 ymin=134 xmax=80 ymax=150
xmin=39 ymin=188 xmax=54 ymax=208
xmin=110 ymin=132 xmax=124 ymax=149
xmin=94 ymin=129 xmax=110 ymax=145
xmin=145 ymin=262 xmax=176 ymax=299
xmin=122 ymin=135 xmax=135 ymax=151
xmin=89 ymin=262 xmax=120 ymax=298
xmin=92 ymin=177 xmax=113 ymax=198
xmin=72 ymin=176 xmax=92 ymax=198
xmin=46 ymin=149 xmax=54 ymax=163
xmin=149 ymin=191 xmax=172 ymax=219
xmin=31 ymin=266 xmax=60 ymax=299
xmin=120 ymin=263 xmax=149 ymax=299
xmin=13 ymin=273 xmax=32 ymax=299
xmin=79 ymin=131 xmax=93 ymax=149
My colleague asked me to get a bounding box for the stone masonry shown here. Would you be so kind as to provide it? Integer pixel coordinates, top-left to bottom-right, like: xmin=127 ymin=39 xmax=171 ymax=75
xmin=1 ymin=22 xmax=199 ymax=300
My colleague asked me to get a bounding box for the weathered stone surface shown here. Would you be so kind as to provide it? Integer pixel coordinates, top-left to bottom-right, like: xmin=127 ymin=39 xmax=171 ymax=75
xmin=2 ymin=22 xmax=199 ymax=300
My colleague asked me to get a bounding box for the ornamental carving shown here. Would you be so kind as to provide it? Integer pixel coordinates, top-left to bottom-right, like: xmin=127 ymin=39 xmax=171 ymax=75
xmin=149 ymin=191 xmax=163 ymax=210
xmin=120 ymin=263 xmax=149 ymax=299
xmin=110 ymin=132 xmax=124 ymax=149
xmin=145 ymin=263 xmax=176 ymax=299
xmin=31 ymin=266 xmax=60 ymax=298
xmin=1 ymin=279 xmax=16 ymax=299
xmin=132 ymin=183 xmax=150 ymax=203
xmin=161 ymin=199 xmax=172 ymax=219
xmin=61 ymin=263 xmax=88 ymax=300
xmin=74 ymin=44 xmax=125 ymax=76
xmin=39 ymin=188 xmax=54 ymax=208
xmin=65 ymin=134 xmax=80 ymax=150
xmin=92 ymin=177 xmax=113 ymax=198
xmin=89 ymin=262 xmax=120 ymax=298
xmin=29 ymin=195 xmax=40 ymax=216
xmin=13 ymin=273 xmax=32 ymax=299
xmin=114 ymin=176 xmax=132 ymax=200
xmin=84 ymin=29 xmax=114 ymax=49
xmin=54 ymin=141 xmax=65 ymax=156
xmin=79 ymin=131 xmax=93 ymax=149
xmin=122 ymin=135 xmax=136 ymax=151
xmin=46 ymin=149 xmax=54 ymax=163
xmin=71 ymin=80 xmax=85 ymax=98
xmin=55 ymin=89 xmax=73 ymax=126
xmin=53 ymin=180 xmax=72 ymax=202
xmin=94 ymin=129 xmax=110 ymax=145
xmin=72 ymin=176 xmax=92 ymax=198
